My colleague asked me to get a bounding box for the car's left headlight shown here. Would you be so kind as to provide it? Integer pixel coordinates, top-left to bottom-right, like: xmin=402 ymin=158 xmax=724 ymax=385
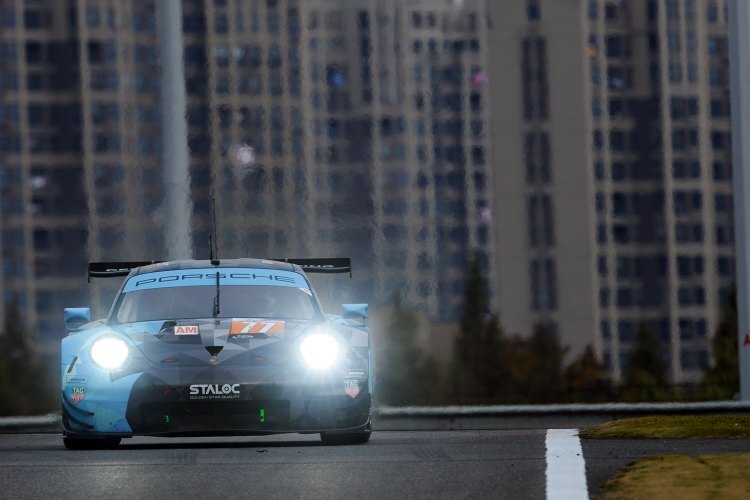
xmin=90 ymin=337 xmax=130 ymax=370
xmin=300 ymin=333 xmax=340 ymax=369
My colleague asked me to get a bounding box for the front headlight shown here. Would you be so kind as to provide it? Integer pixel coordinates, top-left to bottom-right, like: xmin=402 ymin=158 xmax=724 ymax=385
xmin=300 ymin=333 xmax=340 ymax=369
xmin=90 ymin=337 xmax=130 ymax=370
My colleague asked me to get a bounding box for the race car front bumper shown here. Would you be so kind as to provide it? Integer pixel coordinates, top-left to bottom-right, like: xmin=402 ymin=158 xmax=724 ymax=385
xmin=62 ymin=369 xmax=371 ymax=437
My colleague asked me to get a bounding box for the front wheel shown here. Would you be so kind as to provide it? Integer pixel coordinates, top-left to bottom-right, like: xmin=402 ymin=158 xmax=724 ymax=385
xmin=62 ymin=436 xmax=121 ymax=450
xmin=320 ymin=422 xmax=371 ymax=445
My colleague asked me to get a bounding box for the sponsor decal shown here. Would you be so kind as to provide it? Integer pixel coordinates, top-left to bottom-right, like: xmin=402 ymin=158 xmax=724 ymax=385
xmin=70 ymin=387 xmax=85 ymax=404
xmin=345 ymin=369 xmax=366 ymax=379
xmin=344 ymin=379 xmax=360 ymax=398
xmin=65 ymin=375 xmax=88 ymax=385
xmin=189 ymin=383 xmax=241 ymax=400
xmin=123 ymin=268 xmax=306 ymax=292
xmin=230 ymin=319 xmax=285 ymax=337
xmin=174 ymin=325 xmax=199 ymax=336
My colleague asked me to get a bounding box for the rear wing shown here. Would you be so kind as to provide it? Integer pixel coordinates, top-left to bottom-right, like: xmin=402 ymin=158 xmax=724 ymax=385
xmin=88 ymin=261 xmax=162 ymax=281
xmin=87 ymin=258 xmax=352 ymax=281
xmin=273 ymin=258 xmax=352 ymax=277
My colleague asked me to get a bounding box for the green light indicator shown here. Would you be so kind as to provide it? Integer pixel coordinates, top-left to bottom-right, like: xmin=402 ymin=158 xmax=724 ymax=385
xmin=260 ymin=408 xmax=265 ymax=423
xmin=164 ymin=415 xmax=171 ymax=424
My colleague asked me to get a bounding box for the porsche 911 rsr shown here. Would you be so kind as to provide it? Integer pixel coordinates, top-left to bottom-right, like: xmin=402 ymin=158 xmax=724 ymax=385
xmin=61 ymin=258 xmax=371 ymax=449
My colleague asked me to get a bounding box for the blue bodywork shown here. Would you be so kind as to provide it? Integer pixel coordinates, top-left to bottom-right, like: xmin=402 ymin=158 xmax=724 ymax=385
xmin=61 ymin=259 xmax=371 ymax=439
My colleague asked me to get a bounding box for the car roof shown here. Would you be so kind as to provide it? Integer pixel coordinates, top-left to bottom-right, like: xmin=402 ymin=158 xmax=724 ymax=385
xmin=130 ymin=259 xmax=302 ymax=276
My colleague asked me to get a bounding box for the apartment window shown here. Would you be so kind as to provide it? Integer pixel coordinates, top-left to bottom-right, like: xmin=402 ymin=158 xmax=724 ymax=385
xmin=525 ymin=132 xmax=551 ymax=183
xmin=709 ymin=67 xmax=722 ymax=87
xmin=588 ymin=1 xmax=598 ymax=21
xmin=214 ymin=13 xmax=228 ymax=33
xmin=716 ymin=225 xmax=733 ymax=245
xmin=616 ymin=256 xmax=630 ymax=278
xmin=597 ymin=224 xmax=607 ymax=243
xmin=713 ymin=161 xmax=731 ymax=180
xmin=591 ymin=65 xmax=601 ymax=85
xmin=594 ymin=162 xmax=605 ymax=180
xmin=592 ymin=98 xmax=602 ymax=118
xmin=612 ymin=162 xmax=626 ymax=180
xmin=531 ymin=259 xmax=557 ymax=311
xmin=707 ymin=2 xmax=718 ymax=23
xmin=687 ymin=33 xmax=697 ymax=53
xmin=267 ymin=12 xmax=279 ymax=34
xmin=711 ymin=99 xmax=727 ymax=118
xmin=711 ymin=131 xmax=729 ymax=151
xmin=618 ymin=321 xmax=634 ymax=343
xmin=600 ymin=288 xmax=610 ymax=307
xmin=606 ymin=35 xmax=627 ymax=58
xmin=708 ymin=36 xmax=725 ymax=56
xmin=610 ymin=130 xmax=626 ymax=151
xmin=527 ymin=0 xmax=541 ymax=21
xmin=604 ymin=2 xmax=619 ymax=21
xmin=669 ymin=63 xmax=682 ymax=83
xmin=668 ymin=32 xmax=680 ymax=53
xmin=715 ymin=194 xmax=732 ymax=213
xmin=666 ymin=0 xmax=680 ymax=20
xmin=598 ymin=256 xmax=608 ymax=276
xmin=613 ymin=225 xmax=629 ymax=243
xmin=595 ymin=192 xmax=606 ymax=213
xmin=528 ymin=194 xmax=554 ymax=247
xmin=718 ymin=257 xmax=734 ymax=276
xmin=617 ymin=288 xmax=633 ymax=308
xmin=685 ymin=0 xmax=696 ymax=20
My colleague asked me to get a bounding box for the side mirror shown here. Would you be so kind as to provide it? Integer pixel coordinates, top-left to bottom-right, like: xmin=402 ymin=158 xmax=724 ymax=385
xmin=64 ymin=308 xmax=91 ymax=334
xmin=342 ymin=303 xmax=368 ymax=327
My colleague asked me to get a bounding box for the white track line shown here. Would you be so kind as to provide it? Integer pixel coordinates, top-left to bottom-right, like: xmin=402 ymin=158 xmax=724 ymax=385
xmin=545 ymin=429 xmax=589 ymax=500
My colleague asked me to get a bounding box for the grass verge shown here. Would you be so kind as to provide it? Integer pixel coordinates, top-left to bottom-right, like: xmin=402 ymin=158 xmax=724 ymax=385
xmin=581 ymin=414 xmax=750 ymax=439
xmin=601 ymin=454 xmax=750 ymax=500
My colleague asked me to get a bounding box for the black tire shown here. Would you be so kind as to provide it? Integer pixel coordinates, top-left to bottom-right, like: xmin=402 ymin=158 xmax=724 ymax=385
xmin=63 ymin=436 xmax=121 ymax=450
xmin=320 ymin=422 xmax=371 ymax=445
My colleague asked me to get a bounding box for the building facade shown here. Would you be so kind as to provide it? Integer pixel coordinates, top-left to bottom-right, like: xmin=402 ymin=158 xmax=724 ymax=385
xmin=0 ymin=0 xmax=496 ymax=356
xmin=490 ymin=0 xmax=733 ymax=382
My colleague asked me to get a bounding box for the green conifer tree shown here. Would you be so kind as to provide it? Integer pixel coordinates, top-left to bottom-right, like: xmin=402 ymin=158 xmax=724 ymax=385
xmin=703 ymin=285 xmax=738 ymax=399
xmin=374 ymin=292 xmax=442 ymax=405
xmin=621 ymin=323 xmax=669 ymax=401
xmin=564 ymin=344 xmax=612 ymax=402
xmin=450 ymin=251 xmax=506 ymax=404
xmin=524 ymin=323 xmax=568 ymax=403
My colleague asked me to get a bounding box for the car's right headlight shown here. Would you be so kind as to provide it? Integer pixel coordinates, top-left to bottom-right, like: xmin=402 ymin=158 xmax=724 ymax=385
xmin=300 ymin=333 xmax=340 ymax=369
xmin=90 ymin=337 xmax=130 ymax=370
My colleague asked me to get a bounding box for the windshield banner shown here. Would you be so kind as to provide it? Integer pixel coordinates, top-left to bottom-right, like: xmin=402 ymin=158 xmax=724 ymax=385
xmin=123 ymin=268 xmax=309 ymax=292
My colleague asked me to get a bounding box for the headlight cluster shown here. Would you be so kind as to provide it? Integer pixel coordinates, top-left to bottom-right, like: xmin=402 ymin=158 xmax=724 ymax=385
xmin=299 ymin=332 xmax=340 ymax=369
xmin=90 ymin=337 xmax=130 ymax=370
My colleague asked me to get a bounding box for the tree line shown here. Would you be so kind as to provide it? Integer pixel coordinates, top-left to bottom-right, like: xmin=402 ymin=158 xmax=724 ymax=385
xmin=374 ymin=252 xmax=740 ymax=406
xmin=0 ymin=299 xmax=56 ymax=416
xmin=0 ymin=252 xmax=741 ymax=415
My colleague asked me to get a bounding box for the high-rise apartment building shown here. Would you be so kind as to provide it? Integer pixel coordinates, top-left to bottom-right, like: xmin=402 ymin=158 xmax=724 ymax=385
xmin=490 ymin=0 xmax=733 ymax=382
xmin=0 ymin=0 xmax=495 ymax=356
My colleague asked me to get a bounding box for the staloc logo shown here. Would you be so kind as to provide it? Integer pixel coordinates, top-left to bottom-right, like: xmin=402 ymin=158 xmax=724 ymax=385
xmin=189 ymin=383 xmax=240 ymax=399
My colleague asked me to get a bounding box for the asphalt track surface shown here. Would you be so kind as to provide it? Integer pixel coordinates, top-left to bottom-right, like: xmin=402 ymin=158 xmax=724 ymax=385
xmin=0 ymin=431 xmax=748 ymax=499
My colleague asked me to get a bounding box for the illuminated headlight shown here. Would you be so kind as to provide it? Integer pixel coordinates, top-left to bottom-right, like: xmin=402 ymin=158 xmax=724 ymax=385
xmin=300 ymin=333 xmax=340 ymax=369
xmin=90 ymin=337 xmax=129 ymax=370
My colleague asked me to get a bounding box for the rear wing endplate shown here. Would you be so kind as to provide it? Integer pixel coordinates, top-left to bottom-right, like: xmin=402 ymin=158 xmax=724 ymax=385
xmin=274 ymin=258 xmax=352 ymax=277
xmin=88 ymin=261 xmax=163 ymax=282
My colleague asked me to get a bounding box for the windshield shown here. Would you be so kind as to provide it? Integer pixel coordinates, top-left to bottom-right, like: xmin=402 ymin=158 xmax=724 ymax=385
xmin=114 ymin=284 xmax=318 ymax=323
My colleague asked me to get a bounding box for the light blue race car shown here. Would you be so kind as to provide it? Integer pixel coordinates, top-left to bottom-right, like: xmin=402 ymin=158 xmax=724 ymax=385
xmin=61 ymin=258 xmax=371 ymax=449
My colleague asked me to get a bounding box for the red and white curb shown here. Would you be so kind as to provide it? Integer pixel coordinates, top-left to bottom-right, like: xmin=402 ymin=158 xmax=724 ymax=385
xmin=545 ymin=429 xmax=589 ymax=500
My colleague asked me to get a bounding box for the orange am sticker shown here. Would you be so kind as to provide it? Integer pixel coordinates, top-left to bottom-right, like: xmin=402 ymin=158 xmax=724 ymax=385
xmin=230 ymin=320 xmax=285 ymax=335
xmin=175 ymin=325 xmax=199 ymax=335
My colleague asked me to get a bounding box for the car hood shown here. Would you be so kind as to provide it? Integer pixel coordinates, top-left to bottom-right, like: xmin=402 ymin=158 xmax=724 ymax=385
xmin=112 ymin=318 xmax=320 ymax=367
